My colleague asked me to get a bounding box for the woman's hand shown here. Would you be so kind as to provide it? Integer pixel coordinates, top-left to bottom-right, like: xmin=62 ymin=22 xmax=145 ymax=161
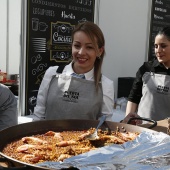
xmin=122 ymin=113 xmax=142 ymax=125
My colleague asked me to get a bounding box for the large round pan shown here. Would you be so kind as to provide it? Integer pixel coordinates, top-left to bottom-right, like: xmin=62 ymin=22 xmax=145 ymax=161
xmin=0 ymin=119 xmax=157 ymax=170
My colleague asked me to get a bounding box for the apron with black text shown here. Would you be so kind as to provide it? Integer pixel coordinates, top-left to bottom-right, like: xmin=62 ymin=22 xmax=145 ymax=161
xmin=45 ymin=74 xmax=103 ymax=120
xmin=137 ymin=72 xmax=170 ymax=121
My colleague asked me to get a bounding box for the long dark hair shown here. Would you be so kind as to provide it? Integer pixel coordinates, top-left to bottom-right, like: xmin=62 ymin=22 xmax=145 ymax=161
xmin=71 ymin=21 xmax=105 ymax=90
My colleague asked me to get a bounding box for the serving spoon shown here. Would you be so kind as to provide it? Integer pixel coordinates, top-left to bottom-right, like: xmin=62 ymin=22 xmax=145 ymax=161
xmin=85 ymin=115 xmax=106 ymax=140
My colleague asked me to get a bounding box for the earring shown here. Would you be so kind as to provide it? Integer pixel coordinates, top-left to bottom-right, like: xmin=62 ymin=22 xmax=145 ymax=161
xmin=97 ymin=56 xmax=101 ymax=59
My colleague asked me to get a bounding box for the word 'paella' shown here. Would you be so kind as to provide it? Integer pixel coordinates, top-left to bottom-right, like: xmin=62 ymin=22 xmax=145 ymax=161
xmin=2 ymin=128 xmax=139 ymax=164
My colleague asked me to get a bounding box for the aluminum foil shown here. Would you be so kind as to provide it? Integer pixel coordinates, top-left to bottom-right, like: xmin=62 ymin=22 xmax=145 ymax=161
xmin=38 ymin=131 xmax=170 ymax=170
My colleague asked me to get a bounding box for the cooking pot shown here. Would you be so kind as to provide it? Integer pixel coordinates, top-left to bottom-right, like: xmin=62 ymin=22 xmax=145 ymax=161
xmin=0 ymin=119 xmax=157 ymax=170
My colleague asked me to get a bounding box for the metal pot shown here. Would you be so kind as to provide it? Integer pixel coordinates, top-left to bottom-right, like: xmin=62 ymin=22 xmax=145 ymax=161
xmin=0 ymin=119 xmax=157 ymax=170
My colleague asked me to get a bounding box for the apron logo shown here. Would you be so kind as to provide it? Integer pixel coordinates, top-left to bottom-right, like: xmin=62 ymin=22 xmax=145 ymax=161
xmin=63 ymin=91 xmax=79 ymax=102
xmin=157 ymin=85 xmax=169 ymax=94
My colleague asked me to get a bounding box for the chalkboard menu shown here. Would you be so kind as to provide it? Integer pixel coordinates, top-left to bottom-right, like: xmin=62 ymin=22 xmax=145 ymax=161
xmin=148 ymin=0 xmax=170 ymax=61
xmin=25 ymin=0 xmax=96 ymax=115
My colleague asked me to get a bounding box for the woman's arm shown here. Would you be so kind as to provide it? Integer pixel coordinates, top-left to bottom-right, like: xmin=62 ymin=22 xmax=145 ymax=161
xmin=125 ymin=101 xmax=138 ymax=116
xmin=122 ymin=101 xmax=141 ymax=124
xmin=122 ymin=63 xmax=147 ymax=124
xmin=101 ymin=75 xmax=114 ymax=121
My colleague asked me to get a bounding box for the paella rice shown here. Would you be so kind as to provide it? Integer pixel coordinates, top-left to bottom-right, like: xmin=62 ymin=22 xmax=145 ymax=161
xmin=2 ymin=128 xmax=139 ymax=164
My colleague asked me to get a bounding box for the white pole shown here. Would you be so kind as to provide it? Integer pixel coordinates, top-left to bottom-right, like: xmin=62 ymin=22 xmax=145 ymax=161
xmin=19 ymin=0 xmax=27 ymax=116
xmin=94 ymin=0 xmax=100 ymax=25
xmin=6 ymin=0 xmax=9 ymax=76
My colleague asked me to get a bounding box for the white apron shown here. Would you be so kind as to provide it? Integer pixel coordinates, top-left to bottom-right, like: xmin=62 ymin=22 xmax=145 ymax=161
xmin=45 ymin=74 xmax=103 ymax=120
xmin=137 ymin=72 xmax=170 ymax=121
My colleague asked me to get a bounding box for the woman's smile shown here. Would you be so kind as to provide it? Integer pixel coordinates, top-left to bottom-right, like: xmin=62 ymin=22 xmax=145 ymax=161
xmin=72 ymin=31 xmax=99 ymax=73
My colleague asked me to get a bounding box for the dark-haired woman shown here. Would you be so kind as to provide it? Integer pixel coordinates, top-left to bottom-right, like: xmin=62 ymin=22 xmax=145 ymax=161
xmin=124 ymin=27 xmax=170 ymax=123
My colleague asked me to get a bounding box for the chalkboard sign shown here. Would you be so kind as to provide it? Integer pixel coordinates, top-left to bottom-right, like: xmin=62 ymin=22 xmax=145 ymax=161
xmin=25 ymin=0 xmax=96 ymax=115
xmin=148 ymin=0 xmax=170 ymax=61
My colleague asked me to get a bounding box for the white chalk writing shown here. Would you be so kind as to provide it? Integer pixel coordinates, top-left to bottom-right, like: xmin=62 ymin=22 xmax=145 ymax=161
xmin=53 ymin=33 xmax=72 ymax=43
xmin=155 ymin=0 xmax=163 ymax=5
xmin=33 ymin=8 xmax=55 ymax=17
xmin=69 ymin=5 xmax=92 ymax=13
xmin=154 ymin=14 xmax=164 ymax=20
xmin=32 ymin=63 xmax=47 ymax=75
xmin=61 ymin=11 xmax=75 ymax=19
xmin=32 ymin=0 xmax=66 ymax=8
xmin=75 ymin=0 xmax=92 ymax=6
xmin=155 ymin=7 xmax=167 ymax=13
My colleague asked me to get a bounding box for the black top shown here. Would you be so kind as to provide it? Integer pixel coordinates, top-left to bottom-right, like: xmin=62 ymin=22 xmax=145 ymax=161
xmin=128 ymin=58 xmax=170 ymax=104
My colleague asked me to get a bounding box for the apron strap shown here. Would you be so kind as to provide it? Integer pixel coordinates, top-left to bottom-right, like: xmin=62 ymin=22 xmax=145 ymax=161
xmin=150 ymin=66 xmax=155 ymax=73
xmin=149 ymin=66 xmax=155 ymax=76
xmin=56 ymin=65 xmax=66 ymax=73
